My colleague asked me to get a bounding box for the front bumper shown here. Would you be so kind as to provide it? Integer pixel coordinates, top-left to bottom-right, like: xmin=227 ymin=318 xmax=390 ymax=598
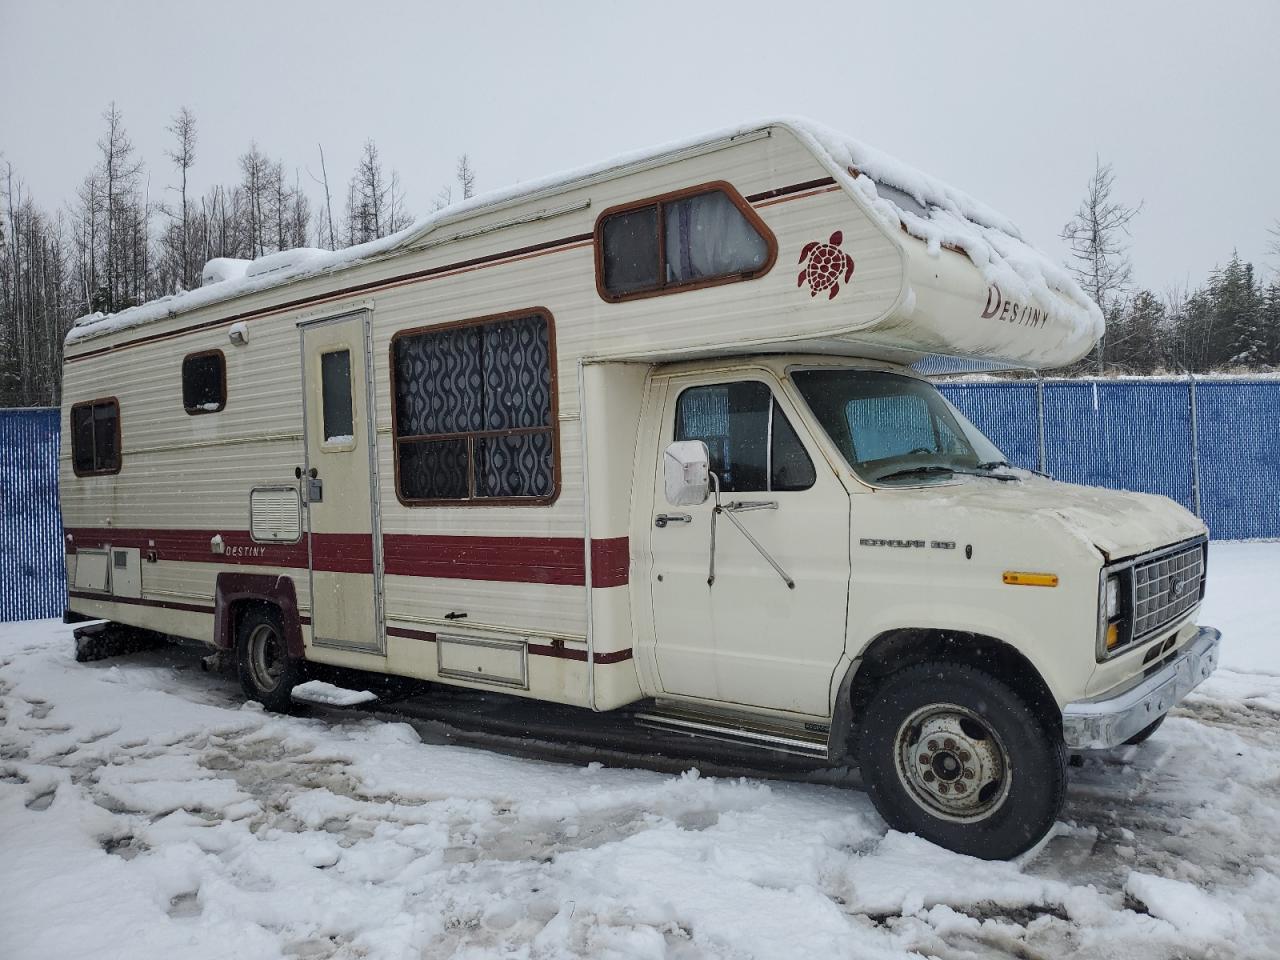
xmin=1061 ymin=625 xmax=1220 ymax=749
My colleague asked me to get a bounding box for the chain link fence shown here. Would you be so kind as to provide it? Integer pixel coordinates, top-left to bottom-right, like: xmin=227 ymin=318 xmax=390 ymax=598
xmin=938 ymin=378 xmax=1280 ymax=541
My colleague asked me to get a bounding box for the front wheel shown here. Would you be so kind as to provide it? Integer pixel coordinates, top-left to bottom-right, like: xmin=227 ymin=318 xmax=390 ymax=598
xmin=857 ymin=661 xmax=1067 ymax=860
xmin=236 ymin=605 xmax=303 ymax=711
xmin=1124 ymin=714 xmax=1165 ymax=745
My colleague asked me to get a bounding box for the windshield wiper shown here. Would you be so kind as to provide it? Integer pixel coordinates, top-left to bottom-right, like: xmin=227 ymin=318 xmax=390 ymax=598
xmin=873 ymin=465 xmax=956 ymax=483
xmin=874 ymin=464 xmax=1018 ymax=484
xmin=978 ymin=458 xmax=1050 ymax=479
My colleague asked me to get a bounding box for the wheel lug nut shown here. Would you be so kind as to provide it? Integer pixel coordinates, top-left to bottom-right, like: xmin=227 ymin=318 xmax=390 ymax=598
xmin=928 ymin=740 xmax=939 ymax=751
xmin=963 ymin=768 xmax=975 ymax=779
xmin=954 ymin=781 xmax=967 ymax=793
xmin=923 ymin=770 xmax=935 ymax=783
xmin=938 ymin=783 xmax=950 ymax=794
xmin=919 ymin=754 xmax=931 ymax=765
xmin=958 ymin=751 xmax=971 ymax=762
xmin=944 ymin=738 xmax=957 ymax=750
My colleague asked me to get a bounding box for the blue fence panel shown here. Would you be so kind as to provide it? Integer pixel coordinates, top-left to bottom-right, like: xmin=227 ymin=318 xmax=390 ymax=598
xmin=0 ymin=408 xmax=66 ymax=621
xmin=941 ymin=379 xmax=1270 ymax=536
xmin=1068 ymin=381 xmax=1195 ymax=511
xmin=938 ymin=382 xmax=1040 ymax=471
xmin=1194 ymin=382 xmax=1280 ymax=540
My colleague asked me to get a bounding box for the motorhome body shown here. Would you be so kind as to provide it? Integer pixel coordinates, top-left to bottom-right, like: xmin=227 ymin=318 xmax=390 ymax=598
xmin=60 ymin=119 xmax=1219 ymax=858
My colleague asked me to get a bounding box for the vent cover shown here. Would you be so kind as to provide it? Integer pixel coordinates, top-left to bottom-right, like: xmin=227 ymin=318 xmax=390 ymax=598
xmin=250 ymin=486 xmax=302 ymax=543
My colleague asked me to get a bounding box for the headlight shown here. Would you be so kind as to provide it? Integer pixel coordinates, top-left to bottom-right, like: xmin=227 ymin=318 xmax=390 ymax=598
xmin=1098 ymin=571 xmax=1131 ymax=660
xmin=1105 ymin=576 xmax=1120 ymax=620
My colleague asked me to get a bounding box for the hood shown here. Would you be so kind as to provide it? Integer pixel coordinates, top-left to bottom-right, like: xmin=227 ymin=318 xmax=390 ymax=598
xmin=908 ymin=473 xmax=1206 ymax=562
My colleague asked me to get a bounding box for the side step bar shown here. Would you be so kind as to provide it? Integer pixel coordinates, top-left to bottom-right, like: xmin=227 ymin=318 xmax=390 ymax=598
xmin=634 ymin=708 xmax=830 ymax=759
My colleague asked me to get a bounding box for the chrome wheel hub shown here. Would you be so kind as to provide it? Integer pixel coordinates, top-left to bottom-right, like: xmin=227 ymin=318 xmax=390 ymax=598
xmin=248 ymin=623 xmax=286 ymax=692
xmin=894 ymin=703 xmax=1011 ymax=822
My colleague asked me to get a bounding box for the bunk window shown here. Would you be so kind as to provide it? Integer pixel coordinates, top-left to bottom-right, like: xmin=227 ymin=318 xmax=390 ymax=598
xmin=595 ymin=182 xmax=776 ymax=302
xmin=675 ymin=382 xmax=815 ymax=493
xmin=70 ymin=398 xmax=121 ymax=476
xmin=391 ymin=310 xmax=558 ymax=504
xmin=182 ymin=350 xmax=226 ymax=414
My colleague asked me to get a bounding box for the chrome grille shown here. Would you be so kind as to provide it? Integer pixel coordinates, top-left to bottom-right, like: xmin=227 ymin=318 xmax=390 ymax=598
xmin=1132 ymin=542 xmax=1205 ymax=640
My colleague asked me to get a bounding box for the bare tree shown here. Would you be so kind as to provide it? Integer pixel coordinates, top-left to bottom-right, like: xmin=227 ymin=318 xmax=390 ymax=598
xmin=238 ymin=143 xmax=273 ymax=258
xmin=1061 ymin=157 xmax=1141 ymax=372
xmin=97 ymin=103 xmax=144 ymax=311
xmin=344 ymin=139 xmax=411 ymax=245
xmin=456 ymin=154 xmax=476 ymax=200
xmin=311 ymin=144 xmax=337 ymax=250
xmin=165 ymin=107 xmax=197 ymax=289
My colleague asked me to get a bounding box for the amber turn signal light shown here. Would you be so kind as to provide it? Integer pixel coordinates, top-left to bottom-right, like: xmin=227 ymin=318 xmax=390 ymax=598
xmin=1002 ymin=571 xmax=1060 ymax=587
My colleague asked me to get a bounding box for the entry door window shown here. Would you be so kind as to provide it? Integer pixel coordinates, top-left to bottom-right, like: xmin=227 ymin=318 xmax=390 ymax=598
xmin=674 ymin=381 xmax=815 ymax=493
xmin=320 ymin=349 xmax=354 ymax=443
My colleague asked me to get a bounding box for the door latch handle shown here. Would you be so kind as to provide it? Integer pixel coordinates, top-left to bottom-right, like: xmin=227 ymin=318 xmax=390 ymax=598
xmin=654 ymin=513 xmax=692 ymax=528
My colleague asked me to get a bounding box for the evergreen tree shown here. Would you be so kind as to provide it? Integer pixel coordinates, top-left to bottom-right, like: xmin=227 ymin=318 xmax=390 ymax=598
xmin=1110 ymin=290 xmax=1166 ymax=372
xmin=1210 ymin=253 xmax=1262 ymax=367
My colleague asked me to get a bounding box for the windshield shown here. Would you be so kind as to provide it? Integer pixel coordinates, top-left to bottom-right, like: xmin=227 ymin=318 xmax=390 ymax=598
xmin=791 ymin=369 xmax=1006 ymax=485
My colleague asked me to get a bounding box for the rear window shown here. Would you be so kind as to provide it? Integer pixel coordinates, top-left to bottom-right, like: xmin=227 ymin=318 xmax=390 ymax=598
xmin=70 ymin=398 xmax=121 ymax=476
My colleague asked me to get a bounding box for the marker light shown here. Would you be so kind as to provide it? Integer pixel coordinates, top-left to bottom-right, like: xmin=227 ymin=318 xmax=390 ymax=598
xmin=1002 ymin=571 xmax=1060 ymax=587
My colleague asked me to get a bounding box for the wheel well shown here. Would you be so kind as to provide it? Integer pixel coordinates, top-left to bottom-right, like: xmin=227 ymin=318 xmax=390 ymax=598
xmin=212 ymin=573 xmax=303 ymax=658
xmin=842 ymin=629 xmax=1061 ymax=760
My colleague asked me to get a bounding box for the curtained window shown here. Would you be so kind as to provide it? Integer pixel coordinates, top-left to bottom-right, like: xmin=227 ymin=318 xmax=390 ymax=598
xmin=392 ymin=311 xmax=557 ymax=503
xmin=597 ymin=184 xmax=774 ymax=301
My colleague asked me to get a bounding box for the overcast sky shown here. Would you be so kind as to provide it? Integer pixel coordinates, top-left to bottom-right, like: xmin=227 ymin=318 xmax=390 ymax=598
xmin=2 ymin=1 xmax=1277 ymax=293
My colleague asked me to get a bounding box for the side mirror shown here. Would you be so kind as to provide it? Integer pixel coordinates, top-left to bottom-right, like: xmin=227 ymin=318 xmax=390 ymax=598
xmin=663 ymin=440 xmax=711 ymax=506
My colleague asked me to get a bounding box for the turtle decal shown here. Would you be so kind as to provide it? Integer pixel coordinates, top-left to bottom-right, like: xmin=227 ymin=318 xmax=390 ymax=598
xmin=797 ymin=231 xmax=855 ymax=300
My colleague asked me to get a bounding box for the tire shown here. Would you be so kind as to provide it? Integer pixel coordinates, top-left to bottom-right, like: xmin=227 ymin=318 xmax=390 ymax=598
xmin=235 ymin=605 xmax=303 ymax=711
xmin=856 ymin=661 xmax=1067 ymax=860
xmin=1123 ymin=714 xmax=1165 ymax=745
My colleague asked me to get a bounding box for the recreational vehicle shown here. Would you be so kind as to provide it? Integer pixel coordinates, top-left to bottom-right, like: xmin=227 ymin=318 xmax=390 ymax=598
xmin=59 ymin=120 xmax=1220 ymax=859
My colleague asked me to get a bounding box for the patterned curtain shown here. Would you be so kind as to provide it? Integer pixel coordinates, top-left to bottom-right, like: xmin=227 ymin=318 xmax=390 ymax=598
xmin=393 ymin=313 xmax=553 ymax=500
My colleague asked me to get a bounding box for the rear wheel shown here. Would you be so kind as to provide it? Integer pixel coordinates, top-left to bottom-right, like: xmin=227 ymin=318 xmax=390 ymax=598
xmin=857 ymin=661 xmax=1067 ymax=860
xmin=236 ymin=605 xmax=303 ymax=711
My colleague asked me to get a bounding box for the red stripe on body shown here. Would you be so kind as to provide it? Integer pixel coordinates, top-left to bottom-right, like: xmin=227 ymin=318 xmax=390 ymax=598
xmin=66 ymin=527 xmax=629 ymax=587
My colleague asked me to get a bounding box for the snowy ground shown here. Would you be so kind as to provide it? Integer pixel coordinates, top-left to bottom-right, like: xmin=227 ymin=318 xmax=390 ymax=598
xmin=1 ymin=542 xmax=1277 ymax=960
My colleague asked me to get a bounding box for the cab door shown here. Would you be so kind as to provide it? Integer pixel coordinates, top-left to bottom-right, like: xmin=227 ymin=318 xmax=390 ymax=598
xmin=645 ymin=373 xmax=851 ymax=716
xmin=299 ymin=311 xmax=385 ymax=654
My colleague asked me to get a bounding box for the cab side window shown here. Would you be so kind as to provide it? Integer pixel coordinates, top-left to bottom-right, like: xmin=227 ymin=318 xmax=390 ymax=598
xmin=674 ymin=381 xmax=815 ymax=493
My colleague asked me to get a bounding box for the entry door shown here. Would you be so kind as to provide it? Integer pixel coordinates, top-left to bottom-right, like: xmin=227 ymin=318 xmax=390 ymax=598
xmin=647 ymin=375 xmax=851 ymax=716
xmin=300 ymin=312 xmax=385 ymax=653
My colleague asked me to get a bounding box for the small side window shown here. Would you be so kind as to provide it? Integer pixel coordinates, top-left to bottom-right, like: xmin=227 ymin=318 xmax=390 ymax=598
xmin=70 ymin=398 xmax=121 ymax=476
xmin=182 ymin=350 xmax=226 ymax=414
xmin=321 ymin=350 xmax=354 ymax=443
xmin=674 ymin=382 xmax=815 ymax=493
xmin=596 ymin=182 xmax=776 ymax=302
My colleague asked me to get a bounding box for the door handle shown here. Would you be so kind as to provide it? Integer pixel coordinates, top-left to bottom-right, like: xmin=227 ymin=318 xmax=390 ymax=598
xmin=654 ymin=513 xmax=692 ymax=528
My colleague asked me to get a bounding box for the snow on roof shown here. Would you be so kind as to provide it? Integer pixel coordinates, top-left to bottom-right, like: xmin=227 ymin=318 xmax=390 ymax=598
xmin=786 ymin=120 xmax=1103 ymax=341
xmin=67 ymin=117 xmax=1101 ymax=347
